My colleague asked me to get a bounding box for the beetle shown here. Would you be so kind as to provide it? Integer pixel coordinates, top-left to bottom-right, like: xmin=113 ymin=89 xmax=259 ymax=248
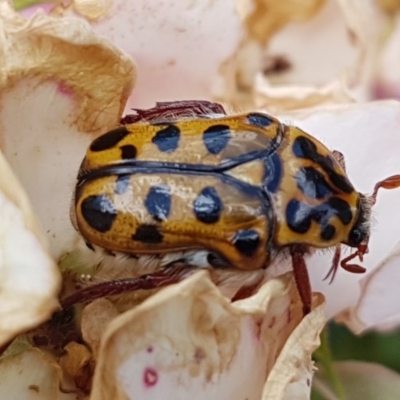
xmin=65 ymin=100 xmax=400 ymax=314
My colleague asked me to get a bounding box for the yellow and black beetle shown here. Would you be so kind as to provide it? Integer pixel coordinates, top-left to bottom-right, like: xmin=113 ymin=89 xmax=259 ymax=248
xmin=66 ymin=100 xmax=400 ymax=314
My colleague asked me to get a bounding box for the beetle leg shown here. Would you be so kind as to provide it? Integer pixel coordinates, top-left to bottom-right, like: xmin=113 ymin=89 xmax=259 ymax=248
xmin=332 ymin=150 xmax=346 ymax=172
xmin=60 ymin=267 xmax=194 ymax=310
xmin=322 ymin=245 xmax=341 ymax=284
xmin=232 ymin=278 xmax=264 ymax=301
xmin=121 ymin=100 xmax=227 ymax=124
xmin=370 ymin=174 xmax=400 ymax=205
xmin=340 ymin=250 xmax=367 ymax=274
xmin=290 ymin=248 xmax=312 ymax=316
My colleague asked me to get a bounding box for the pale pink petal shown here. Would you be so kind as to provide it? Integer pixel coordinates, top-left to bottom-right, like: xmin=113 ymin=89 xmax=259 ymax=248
xmin=339 ymin=241 xmax=400 ymax=333
xmin=89 ymin=271 xmax=325 ymax=400
xmin=81 ymin=0 xmax=244 ymax=109
xmin=0 ymin=2 xmax=135 ymax=260
xmin=372 ymin=14 xmax=400 ymax=100
xmin=18 ymin=2 xmax=55 ymax=18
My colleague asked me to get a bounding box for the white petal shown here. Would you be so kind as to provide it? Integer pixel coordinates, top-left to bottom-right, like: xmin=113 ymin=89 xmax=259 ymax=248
xmin=258 ymin=0 xmax=387 ymax=110
xmin=0 ymin=2 xmax=135 ymax=260
xmin=0 ymin=348 xmax=76 ymax=399
xmin=90 ymin=271 xmax=325 ymax=400
xmin=262 ymin=296 xmax=325 ymax=399
xmin=0 ymin=148 xmax=60 ymax=345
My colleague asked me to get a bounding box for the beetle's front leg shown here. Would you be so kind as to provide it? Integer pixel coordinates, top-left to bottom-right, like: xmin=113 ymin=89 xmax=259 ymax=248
xmin=290 ymin=247 xmax=312 ymax=316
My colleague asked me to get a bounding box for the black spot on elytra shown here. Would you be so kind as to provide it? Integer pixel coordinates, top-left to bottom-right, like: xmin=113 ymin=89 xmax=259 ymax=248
xmin=120 ymin=144 xmax=137 ymax=159
xmin=80 ymin=195 xmax=117 ymax=233
xmin=232 ymin=229 xmax=261 ymax=257
xmin=295 ymin=167 xmax=334 ymax=199
xmin=286 ymin=197 xmax=352 ymax=240
xmin=193 ymin=187 xmax=222 ymax=224
xmin=90 ymin=127 xmax=130 ymax=152
xmin=203 ymin=124 xmax=231 ymax=155
xmin=292 ymin=136 xmax=354 ymax=194
xmin=152 ymin=124 xmax=180 ymax=152
xmin=144 ymin=185 xmax=171 ymax=222
xmin=132 ymin=224 xmax=163 ymax=243
xmin=264 ymin=153 xmax=282 ymax=193
xmin=247 ymin=113 xmax=274 ymax=127
xmin=115 ymin=175 xmax=130 ymax=195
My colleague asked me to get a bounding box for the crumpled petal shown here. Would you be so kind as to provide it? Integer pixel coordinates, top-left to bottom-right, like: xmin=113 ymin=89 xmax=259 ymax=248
xmin=0 ymin=348 xmax=76 ymax=399
xmin=314 ymin=361 xmax=400 ymax=399
xmin=262 ymin=295 xmax=325 ymax=399
xmin=89 ymin=271 xmax=325 ymax=400
xmin=276 ymin=100 xmax=400 ymax=321
xmin=257 ymin=0 xmax=387 ymax=111
xmin=0 ymin=147 xmax=60 ymax=345
xmin=0 ymin=1 xmax=135 ymax=260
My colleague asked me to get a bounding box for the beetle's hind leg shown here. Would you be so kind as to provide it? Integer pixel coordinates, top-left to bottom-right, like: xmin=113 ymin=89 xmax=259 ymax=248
xmin=60 ymin=266 xmax=194 ymax=310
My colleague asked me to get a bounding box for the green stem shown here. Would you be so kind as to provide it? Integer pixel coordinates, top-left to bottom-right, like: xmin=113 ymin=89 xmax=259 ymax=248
xmin=314 ymin=328 xmax=346 ymax=400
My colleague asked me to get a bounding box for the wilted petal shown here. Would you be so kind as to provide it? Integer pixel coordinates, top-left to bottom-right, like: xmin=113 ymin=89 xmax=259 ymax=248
xmin=81 ymin=298 xmax=120 ymax=360
xmin=0 ymin=1 xmax=135 ymax=260
xmin=277 ymin=101 xmax=400 ymax=319
xmin=262 ymin=295 xmax=325 ymax=399
xmin=258 ymin=0 xmax=387 ymax=111
xmin=89 ymin=271 xmax=325 ymax=400
xmin=0 ymin=148 xmax=60 ymax=345
xmin=314 ymin=361 xmax=400 ymax=399
xmin=0 ymin=348 xmax=76 ymax=399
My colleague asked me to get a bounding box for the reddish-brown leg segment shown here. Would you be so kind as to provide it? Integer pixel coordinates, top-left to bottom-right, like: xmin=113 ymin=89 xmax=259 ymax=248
xmin=121 ymin=100 xmax=227 ymax=124
xmin=232 ymin=277 xmax=264 ymax=302
xmin=61 ymin=267 xmax=193 ymax=310
xmin=290 ymin=248 xmax=312 ymax=316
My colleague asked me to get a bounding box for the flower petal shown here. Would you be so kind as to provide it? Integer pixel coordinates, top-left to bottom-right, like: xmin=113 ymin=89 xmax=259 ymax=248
xmin=0 ymin=149 xmax=60 ymax=345
xmin=89 ymin=271 xmax=324 ymax=400
xmin=258 ymin=0 xmax=387 ymax=111
xmin=339 ymin=241 xmax=400 ymax=333
xmin=262 ymin=296 xmax=325 ymax=399
xmin=0 ymin=348 xmax=76 ymax=399
xmin=76 ymin=0 xmax=244 ymax=108
xmin=0 ymin=2 xmax=135 ymax=260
